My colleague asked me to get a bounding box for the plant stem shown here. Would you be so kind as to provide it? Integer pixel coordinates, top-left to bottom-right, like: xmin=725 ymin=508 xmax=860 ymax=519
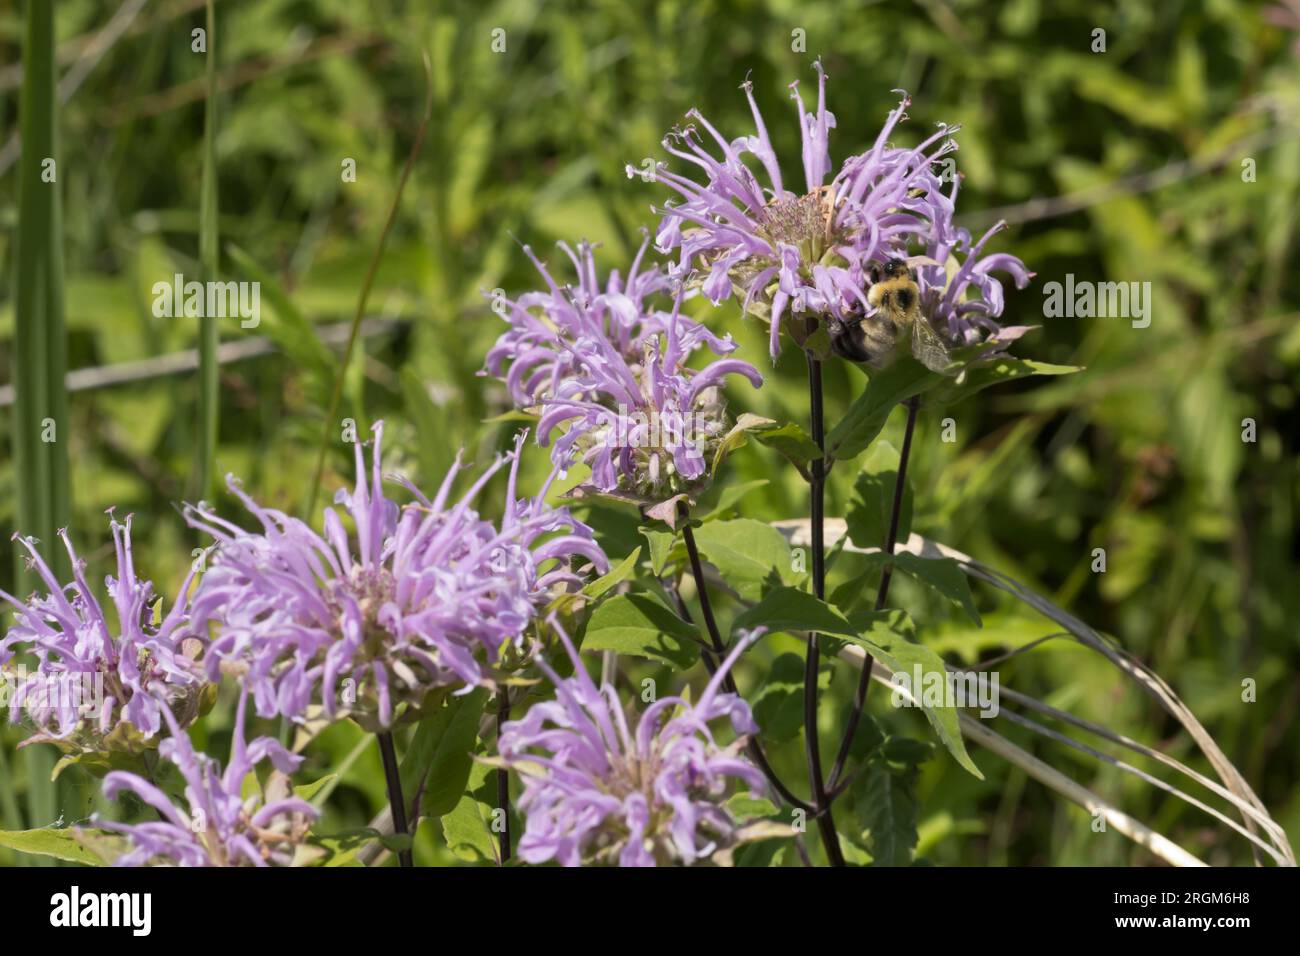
xmin=678 ymin=522 xmax=813 ymax=814
xmin=495 ymin=691 xmax=512 ymax=863
xmin=805 ymin=351 xmax=845 ymax=867
xmin=376 ymin=731 xmax=412 ymax=868
xmin=828 ymin=395 xmax=920 ymax=791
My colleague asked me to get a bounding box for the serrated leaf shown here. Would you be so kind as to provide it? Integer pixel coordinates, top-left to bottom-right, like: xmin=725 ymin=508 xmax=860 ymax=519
xmin=933 ymin=357 xmax=1080 ymax=406
xmin=847 ymin=623 xmax=983 ymax=779
xmin=713 ymin=414 xmax=822 ymax=473
xmin=640 ymin=527 xmax=678 ymax=576
xmin=584 ymin=547 xmax=641 ymax=599
xmin=583 ymin=592 xmax=701 ymax=669
xmin=827 ymin=358 xmax=942 ymax=462
xmin=751 ymin=652 xmax=830 ymax=743
xmin=441 ymin=765 xmax=499 ymax=865
xmin=855 ymin=759 xmax=919 ymax=866
xmin=690 ymin=518 xmax=799 ymax=600
xmin=0 ymin=828 xmax=114 ymax=866
xmin=724 ymin=794 xmax=781 ymax=823
xmin=704 ymin=479 xmax=770 ymax=520
xmin=711 ymin=412 xmax=770 ymax=472
xmin=753 ymin=422 xmax=823 ymax=463
xmin=846 ymin=441 xmax=914 ymax=550
xmin=895 ymin=554 xmax=982 ymax=625
xmin=293 ymin=774 xmax=338 ymax=804
xmin=401 ymin=687 xmax=489 ymax=819
xmin=857 ymin=553 xmax=982 ymax=625
xmin=732 ymin=586 xmax=856 ymax=638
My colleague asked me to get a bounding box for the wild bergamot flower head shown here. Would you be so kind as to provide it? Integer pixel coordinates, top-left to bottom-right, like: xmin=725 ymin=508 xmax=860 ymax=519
xmin=0 ymin=514 xmax=207 ymax=758
xmin=95 ymin=691 xmax=316 ymax=867
xmin=498 ymin=623 xmax=766 ymax=867
xmin=642 ymin=62 xmax=957 ymax=359
xmin=184 ymin=424 xmax=605 ymax=729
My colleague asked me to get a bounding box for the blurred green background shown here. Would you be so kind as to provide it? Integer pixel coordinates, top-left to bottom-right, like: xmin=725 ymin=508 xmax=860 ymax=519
xmin=0 ymin=0 xmax=1297 ymax=865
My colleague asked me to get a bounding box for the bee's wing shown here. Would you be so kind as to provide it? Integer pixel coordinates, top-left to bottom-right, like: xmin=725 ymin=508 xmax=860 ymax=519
xmin=911 ymin=318 xmax=953 ymax=373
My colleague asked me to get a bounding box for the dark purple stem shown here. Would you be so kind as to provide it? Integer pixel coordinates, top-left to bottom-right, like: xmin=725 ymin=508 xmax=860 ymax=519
xmin=828 ymin=395 xmax=919 ymax=791
xmin=376 ymin=730 xmax=413 ymax=867
xmin=496 ymin=691 xmax=512 ymax=863
xmin=805 ymin=350 xmax=846 ymax=867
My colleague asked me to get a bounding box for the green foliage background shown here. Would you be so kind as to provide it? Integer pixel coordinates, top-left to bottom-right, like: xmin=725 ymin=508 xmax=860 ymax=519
xmin=0 ymin=0 xmax=1297 ymax=865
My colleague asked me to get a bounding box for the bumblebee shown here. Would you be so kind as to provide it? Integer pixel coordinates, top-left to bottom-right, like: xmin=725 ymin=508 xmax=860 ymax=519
xmin=828 ymin=258 xmax=952 ymax=373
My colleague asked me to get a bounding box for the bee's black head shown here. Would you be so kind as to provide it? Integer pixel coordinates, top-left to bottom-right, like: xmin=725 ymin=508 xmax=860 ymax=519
xmin=869 ymin=258 xmax=911 ymax=284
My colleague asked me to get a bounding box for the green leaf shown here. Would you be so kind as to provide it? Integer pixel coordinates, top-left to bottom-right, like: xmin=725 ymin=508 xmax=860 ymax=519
xmin=305 ymin=832 xmax=370 ymax=867
xmin=583 ymin=547 xmax=641 ymax=599
xmin=732 ymin=586 xmax=856 ymax=638
xmin=710 ymin=413 xmax=768 ymax=472
xmin=481 ymin=409 xmax=539 ymax=425
xmin=881 ymin=736 xmax=935 ymax=766
xmin=703 ymin=479 xmax=770 ymax=520
xmin=847 ymin=621 xmax=983 ymax=779
xmin=751 ymin=653 xmax=830 ymax=743
xmin=933 ymin=357 xmax=1080 ymax=407
xmin=846 ymin=441 xmax=914 ymax=550
xmin=690 ymin=518 xmax=799 ymax=601
xmin=400 ymin=687 xmax=489 ymax=819
xmin=583 ymin=592 xmax=701 ymax=669
xmin=827 ymin=358 xmax=941 ymax=462
xmin=640 ymin=527 xmax=678 ymax=576
xmin=854 ymin=758 xmax=920 ymax=866
xmin=895 ymin=554 xmax=982 ymax=626
xmin=0 ymin=828 xmax=116 ymax=866
xmin=753 ymin=421 xmax=823 ymax=464
xmin=293 ymin=775 xmax=338 ymax=804
xmin=857 ymin=553 xmax=982 ymax=625
xmin=712 ymin=414 xmax=822 ymax=474
xmin=724 ymin=794 xmax=781 ymax=823
xmin=441 ymin=763 xmax=498 ymax=864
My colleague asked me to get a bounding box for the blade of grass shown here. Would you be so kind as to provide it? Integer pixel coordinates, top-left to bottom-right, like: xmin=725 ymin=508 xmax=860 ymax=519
xmin=193 ymin=0 xmax=219 ymax=501
xmin=304 ymin=52 xmax=433 ymax=519
xmin=11 ymin=0 xmax=71 ymax=859
xmin=0 ymin=739 xmax=22 ymax=832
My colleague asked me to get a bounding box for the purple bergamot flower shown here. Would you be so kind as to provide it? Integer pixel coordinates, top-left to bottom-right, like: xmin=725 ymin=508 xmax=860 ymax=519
xmin=497 ymin=622 xmax=766 ymax=867
xmin=94 ymin=691 xmax=316 ymax=866
xmin=0 ymin=514 xmax=208 ymax=756
xmin=534 ymin=290 xmax=762 ymax=506
xmin=641 ymin=62 xmax=958 ymax=359
xmin=907 ymin=174 xmax=1035 ymax=352
xmin=483 ymin=237 xmax=735 ymax=408
xmin=183 ymin=423 xmax=605 ymax=729
xmin=484 ymin=241 xmax=762 ymax=508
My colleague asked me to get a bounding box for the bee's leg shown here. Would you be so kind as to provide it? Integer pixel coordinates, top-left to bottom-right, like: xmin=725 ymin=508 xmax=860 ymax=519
xmin=830 ymin=328 xmax=875 ymax=364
